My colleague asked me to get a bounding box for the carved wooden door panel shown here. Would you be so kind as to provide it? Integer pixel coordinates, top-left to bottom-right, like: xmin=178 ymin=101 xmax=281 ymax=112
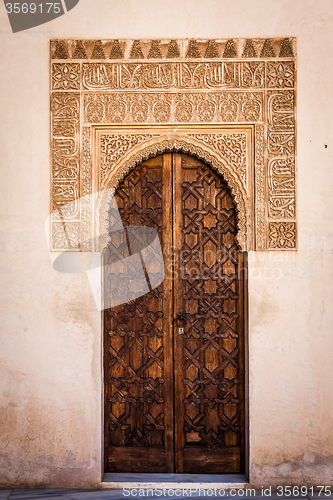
xmin=172 ymin=153 xmax=245 ymax=473
xmin=104 ymin=152 xmax=245 ymax=474
xmin=103 ymin=154 xmax=174 ymax=473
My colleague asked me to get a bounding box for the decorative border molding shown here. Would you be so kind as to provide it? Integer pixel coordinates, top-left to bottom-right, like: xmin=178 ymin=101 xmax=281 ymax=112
xmin=51 ymin=38 xmax=295 ymax=61
xmin=50 ymin=38 xmax=297 ymax=251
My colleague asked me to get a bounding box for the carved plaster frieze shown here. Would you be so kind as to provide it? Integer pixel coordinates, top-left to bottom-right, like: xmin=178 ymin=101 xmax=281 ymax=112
xmin=78 ymin=61 xmax=266 ymax=91
xmin=83 ymin=92 xmax=263 ymax=124
xmin=50 ymin=38 xmax=297 ymax=251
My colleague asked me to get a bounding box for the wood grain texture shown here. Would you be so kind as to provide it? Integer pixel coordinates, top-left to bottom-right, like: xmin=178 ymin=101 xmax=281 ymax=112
xmin=104 ymin=153 xmax=245 ymax=474
xmin=173 ymin=153 xmax=244 ymax=474
xmin=104 ymin=155 xmax=173 ymax=472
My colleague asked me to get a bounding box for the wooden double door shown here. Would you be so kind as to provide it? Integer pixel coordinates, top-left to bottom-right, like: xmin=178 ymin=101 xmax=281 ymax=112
xmin=104 ymin=152 xmax=245 ymax=474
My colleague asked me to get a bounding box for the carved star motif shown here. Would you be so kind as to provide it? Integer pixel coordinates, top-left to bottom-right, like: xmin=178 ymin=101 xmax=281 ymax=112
xmin=52 ymin=63 xmax=80 ymax=90
xmin=267 ymin=62 xmax=294 ymax=88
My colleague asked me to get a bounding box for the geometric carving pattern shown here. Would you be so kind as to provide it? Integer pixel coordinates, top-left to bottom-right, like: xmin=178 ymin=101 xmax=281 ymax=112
xmin=176 ymin=155 xmax=244 ymax=465
xmin=52 ymin=222 xmax=79 ymax=249
xmin=186 ymin=40 xmax=202 ymax=58
xmin=166 ymin=40 xmax=180 ymax=58
xmin=148 ymin=40 xmax=163 ymax=59
xmin=260 ymin=39 xmax=275 ymax=58
xmin=223 ymin=39 xmax=238 ymax=58
xmin=91 ymin=40 xmax=106 ymax=59
xmin=130 ymin=40 xmax=144 ymax=59
xmin=279 ymin=38 xmax=294 ymax=58
xmin=242 ymin=39 xmax=257 ymax=58
xmin=52 ymin=63 xmax=80 ymax=90
xmin=104 ymin=153 xmax=245 ymax=473
xmin=205 ymin=40 xmax=220 ymax=58
xmin=268 ymin=222 xmax=296 ymax=249
xmin=53 ymin=40 xmax=69 ymax=59
xmin=51 ymin=38 xmax=295 ymax=61
xmin=267 ymin=62 xmax=295 ymax=88
xmin=104 ymin=156 xmax=167 ymax=471
xmin=50 ymin=37 xmax=297 ymax=251
xmin=109 ymin=40 xmax=124 ymax=59
xmin=72 ymin=40 xmax=87 ymax=59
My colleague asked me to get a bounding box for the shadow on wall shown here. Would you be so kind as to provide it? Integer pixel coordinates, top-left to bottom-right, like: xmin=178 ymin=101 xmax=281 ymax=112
xmin=46 ymin=190 xmax=164 ymax=312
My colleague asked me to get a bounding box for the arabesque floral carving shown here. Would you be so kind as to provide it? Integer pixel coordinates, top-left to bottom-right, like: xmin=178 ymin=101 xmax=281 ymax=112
xmin=50 ymin=38 xmax=297 ymax=251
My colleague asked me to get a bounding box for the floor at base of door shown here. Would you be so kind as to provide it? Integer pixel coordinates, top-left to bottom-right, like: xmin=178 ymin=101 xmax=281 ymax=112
xmin=103 ymin=472 xmax=246 ymax=484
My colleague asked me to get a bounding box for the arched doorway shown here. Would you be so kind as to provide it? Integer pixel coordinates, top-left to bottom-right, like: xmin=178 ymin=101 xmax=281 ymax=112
xmin=103 ymin=152 xmax=246 ymax=474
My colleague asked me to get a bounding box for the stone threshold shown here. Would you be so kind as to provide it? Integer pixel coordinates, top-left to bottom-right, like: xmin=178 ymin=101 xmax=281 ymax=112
xmin=100 ymin=473 xmax=248 ymax=489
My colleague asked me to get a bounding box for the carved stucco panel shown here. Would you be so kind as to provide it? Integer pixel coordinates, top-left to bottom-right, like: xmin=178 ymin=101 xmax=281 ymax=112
xmin=50 ymin=38 xmax=297 ymax=251
xmin=188 ymin=133 xmax=247 ymax=188
xmin=96 ymin=135 xmax=251 ymax=252
xmin=99 ymin=133 xmax=159 ymax=187
xmin=81 ymin=127 xmax=92 ymax=251
xmin=83 ymin=91 xmax=263 ymax=124
xmin=79 ymin=62 xmax=266 ymax=91
xmin=266 ymin=88 xmax=296 ymax=249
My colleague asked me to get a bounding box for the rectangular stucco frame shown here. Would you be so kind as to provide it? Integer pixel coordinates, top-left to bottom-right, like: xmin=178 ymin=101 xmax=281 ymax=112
xmin=50 ymin=37 xmax=296 ymax=253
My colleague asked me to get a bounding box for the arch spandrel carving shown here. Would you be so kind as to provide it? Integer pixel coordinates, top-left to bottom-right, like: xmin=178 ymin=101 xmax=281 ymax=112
xmin=50 ymin=38 xmax=297 ymax=251
xmin=96 ymin=134 xmax=252 ymax=252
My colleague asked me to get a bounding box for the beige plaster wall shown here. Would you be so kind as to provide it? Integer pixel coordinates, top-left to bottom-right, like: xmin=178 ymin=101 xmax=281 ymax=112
xmin=0 ymin=0 xmax=333 ymax=488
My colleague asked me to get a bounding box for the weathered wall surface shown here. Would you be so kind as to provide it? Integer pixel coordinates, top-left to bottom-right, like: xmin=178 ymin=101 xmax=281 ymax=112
xmin=0 ymin=0 xmax=333 ymax=488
